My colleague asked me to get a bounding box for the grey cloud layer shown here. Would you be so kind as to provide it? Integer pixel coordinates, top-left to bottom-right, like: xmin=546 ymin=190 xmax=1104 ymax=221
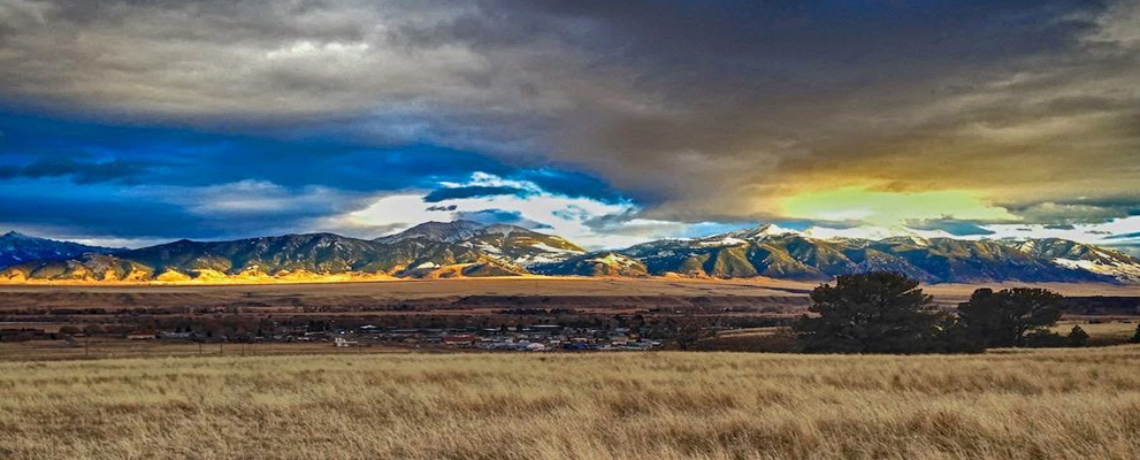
xmin=2 ymin=0 xmax=1139 ymax=224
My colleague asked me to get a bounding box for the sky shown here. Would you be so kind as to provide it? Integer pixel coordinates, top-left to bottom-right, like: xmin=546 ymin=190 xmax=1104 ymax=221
xmin=1 ymin=0 xmax=1139 ymax=252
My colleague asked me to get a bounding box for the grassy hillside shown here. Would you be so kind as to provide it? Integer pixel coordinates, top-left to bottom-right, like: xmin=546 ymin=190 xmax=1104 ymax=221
xmin=2 ymin=348 xmax=1139 ymax=459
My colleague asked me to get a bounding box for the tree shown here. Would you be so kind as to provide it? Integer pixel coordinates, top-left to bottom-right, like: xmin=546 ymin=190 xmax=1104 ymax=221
xmin=1068 ymin=325 xmax=1089 ymax=347
xmin=933 ymin=317 xmax=987 ymax=354
xmin=1131 ymin=324 xmax=1140 ymax=344
xmin=793 ymin=272 xmax=946 ymax=354
xmin=957 ymin=287 xmax=1063 ymax=347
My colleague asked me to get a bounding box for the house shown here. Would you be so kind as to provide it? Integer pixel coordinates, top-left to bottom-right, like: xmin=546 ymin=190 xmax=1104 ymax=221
xmin=333 ymin=337 xmax=359 ymax=347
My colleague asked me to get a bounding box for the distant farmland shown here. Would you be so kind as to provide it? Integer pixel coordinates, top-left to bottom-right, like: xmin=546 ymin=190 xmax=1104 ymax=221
xmin=2 ymin=348 xmax=1139 ymax=460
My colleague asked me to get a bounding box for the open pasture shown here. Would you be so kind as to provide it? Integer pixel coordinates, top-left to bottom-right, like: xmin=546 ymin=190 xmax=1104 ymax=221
xmin=2 ymin=347 xmax=1139 ymax=459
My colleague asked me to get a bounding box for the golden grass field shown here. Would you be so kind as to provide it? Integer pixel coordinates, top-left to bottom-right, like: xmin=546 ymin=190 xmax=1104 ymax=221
xmin=2 ymin=347 xmax=1139 ymax=460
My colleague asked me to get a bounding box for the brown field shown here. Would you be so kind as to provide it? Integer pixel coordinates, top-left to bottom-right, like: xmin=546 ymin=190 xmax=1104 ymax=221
xmin=2 ymin=278 xmax=1137 ymax=352
xmin=1 ymin=276 xmax=1137 ymax=311
xmin=0 ymin=277 xmax=811 ymax=311
xmin=2 ymin=347 xmax=1139 ymax=460
xmin=0 ymin=337 xmax=418 ymax=362
xmin=1051 ymin=320 xmax=1140 ymax=345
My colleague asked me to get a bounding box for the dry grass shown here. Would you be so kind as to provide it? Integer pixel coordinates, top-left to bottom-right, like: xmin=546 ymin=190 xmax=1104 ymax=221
xmin=2 ymin=347 xmax=1139 ymax=460
xmin=0 ymin=339 xmax=414 ymax=362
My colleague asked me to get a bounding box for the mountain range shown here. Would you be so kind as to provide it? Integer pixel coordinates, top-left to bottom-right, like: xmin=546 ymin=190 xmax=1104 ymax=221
xmin=0 ymin=231 xmax=120 ymax=268
xmin=2 ymin=222 xmax=1139 ymax=284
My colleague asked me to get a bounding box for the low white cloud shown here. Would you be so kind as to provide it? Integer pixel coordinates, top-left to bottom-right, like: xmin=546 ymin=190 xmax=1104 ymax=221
xmin=346 ymin=173 xmax=643 ymax=248
xmin=979 ymin=216 xmax=1140 ymax=246
xmin=799 ymin=226 xmax=957 ymax=241
xmin=788 ymin=216 xmax=1140 ymax=250
xmin=342 ymin=173 xmax=746 ymax=249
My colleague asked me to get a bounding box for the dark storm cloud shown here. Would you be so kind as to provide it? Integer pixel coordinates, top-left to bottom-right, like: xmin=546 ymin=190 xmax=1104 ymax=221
xmin=0 ymin=113 xmax=632 ymax=242
xmin=513 ymin=169 xmax=628 ymax=203
xmin=454 ymin=209 xmax=551 ymax=229
xmin=0 ymin=184 xmax=216 ymax=239
xmin=1002 ymin=200 xmax=1140 ymax=225
xmin=423 ymin=185 xmax=529 ymax=202
xmin=0 ymin=157 xmax=151 ymax=184
xmin=0 ymin=179 xmax=367 ymax=241
xmin=0 ymin=0 xmax=1139 ymax=232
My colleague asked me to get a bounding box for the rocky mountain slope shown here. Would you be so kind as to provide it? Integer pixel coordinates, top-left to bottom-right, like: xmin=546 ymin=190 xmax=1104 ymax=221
xmin=598 ymin=226 xmax=1117 ymax=283
xmin=3 ymin=223 xmax=1139 ymax=284
xmin=0 ymin=222 xmax=580 ymax=282
xmin=377 ymin=221 xmax=586 ymax=267
xmin=531 ymin=252 xmax=649 ymax=277
xmin=996 ymin=238 xmax=1140 ymax=283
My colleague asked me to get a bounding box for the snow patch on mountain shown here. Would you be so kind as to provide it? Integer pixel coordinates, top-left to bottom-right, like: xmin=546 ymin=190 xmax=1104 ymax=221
xmin=698 ymin=236 xmax=748 ymax=247
xmin=589 ymin=253 xmax=639 ymax=267
xmin=530 ymin=242 xmax=583 ymax=254
xmin=1054 ymin=258 xmax=1140 ymax=282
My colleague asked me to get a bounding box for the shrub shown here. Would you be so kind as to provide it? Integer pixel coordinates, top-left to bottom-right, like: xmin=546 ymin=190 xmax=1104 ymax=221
xmin=1068 ymin=325 xmax=1090 ymax=347
xmin=1023 ymin=330 xmax=1066 ymax=348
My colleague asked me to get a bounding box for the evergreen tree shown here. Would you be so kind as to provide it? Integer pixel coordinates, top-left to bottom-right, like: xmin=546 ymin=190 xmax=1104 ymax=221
xmin=793 ymin=272 xmax=945 ymax=354
xmin=957 ymin=288 xmax=1063 ymax=347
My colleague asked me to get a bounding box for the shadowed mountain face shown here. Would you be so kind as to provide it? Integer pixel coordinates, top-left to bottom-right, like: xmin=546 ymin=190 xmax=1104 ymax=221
xmin=0 ymin=232 xmax=119 ymax=269
xmin=2 ymin=224 xmax=1139 ymax=283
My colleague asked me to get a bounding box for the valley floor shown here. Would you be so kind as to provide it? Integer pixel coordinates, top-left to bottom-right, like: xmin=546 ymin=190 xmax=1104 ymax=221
xmin=2 ymin=347 xmax=1139 ymax=460
xmin=1 ymin=276 xmax=1137 ymax=310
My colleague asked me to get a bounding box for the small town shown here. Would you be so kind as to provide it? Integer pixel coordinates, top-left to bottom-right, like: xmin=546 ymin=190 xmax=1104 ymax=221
xmin=1 ymin=322 xmax=673 ymax=352
xmin=159 ymin=323 xmax=667 ymax=351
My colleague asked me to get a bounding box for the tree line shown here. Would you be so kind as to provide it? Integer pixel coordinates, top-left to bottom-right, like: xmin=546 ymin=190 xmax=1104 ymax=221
xmin=792 ymin=271 xmax=1114 ymax=354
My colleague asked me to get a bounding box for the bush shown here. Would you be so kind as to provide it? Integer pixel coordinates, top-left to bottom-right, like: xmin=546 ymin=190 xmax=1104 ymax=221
xmin=1023 ymin=330 xmax=1066 ymax=348
xmin=1068 ymin=325 xmax=1090 ymax=347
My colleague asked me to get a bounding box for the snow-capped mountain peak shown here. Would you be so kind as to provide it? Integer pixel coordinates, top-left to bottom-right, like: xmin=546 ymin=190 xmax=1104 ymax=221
xmin=698 ymin=224 xmax=801 ymax=246
xmin=374 ymin=220 xmax=486 ymax=244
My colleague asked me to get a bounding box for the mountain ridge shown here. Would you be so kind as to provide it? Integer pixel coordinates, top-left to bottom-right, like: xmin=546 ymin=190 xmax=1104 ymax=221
xmin=0 ymin=231 xmax=121 ymax=269
xmin=2 ymin=223 xmax=1139 ymax=284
